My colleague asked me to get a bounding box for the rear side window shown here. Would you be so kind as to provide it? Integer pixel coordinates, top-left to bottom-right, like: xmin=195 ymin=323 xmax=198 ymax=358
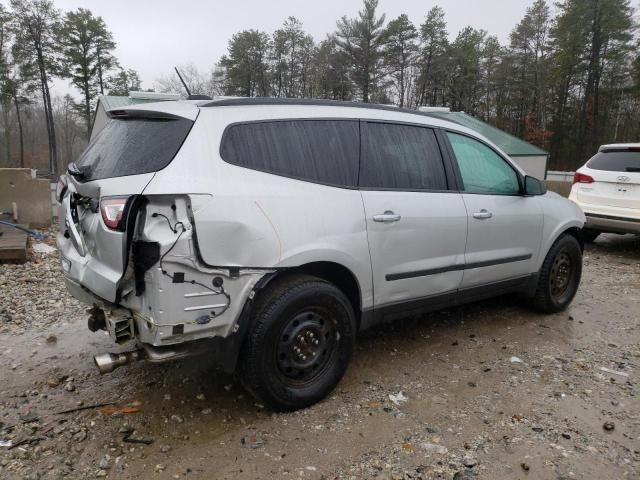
xmin=359 ymin=122 xmax=447 ymax=190
xmin=587 ymin=151 xmax=640 ymax=172
xmin=75 ymin=116 xmax=193 ymax=182
xmin=220 ymin=120 xmax=359 ymax=187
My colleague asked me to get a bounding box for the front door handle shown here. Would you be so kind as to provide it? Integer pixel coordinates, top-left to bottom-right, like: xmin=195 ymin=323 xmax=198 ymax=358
xmin=373 ymin=211 xmax=402 ymax=223
xmin=473 ymin=209 xmax=493 ymax=220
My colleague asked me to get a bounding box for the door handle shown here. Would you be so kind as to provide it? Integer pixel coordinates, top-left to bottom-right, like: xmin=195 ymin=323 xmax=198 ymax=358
xmin=373 ymin=211 xmax=402 ymax=223
xmin=473 ymin=209 xmax=493 ymax=220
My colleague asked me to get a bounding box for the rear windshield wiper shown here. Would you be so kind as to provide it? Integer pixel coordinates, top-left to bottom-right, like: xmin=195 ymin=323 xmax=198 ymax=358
xmin=624 ymin=166 xmax=640 ymax=172
xmin=67 ymin=162 xmax=88 ymax=180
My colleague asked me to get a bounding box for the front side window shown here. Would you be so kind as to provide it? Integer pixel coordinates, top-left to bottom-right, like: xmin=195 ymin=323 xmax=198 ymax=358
xmin=447 ymin=132 xmax=520 ymax=194
xmin=359 ymin=122 xmax=448 ymax=190
xmin=220 ymin=120 xmax=359 ymax=187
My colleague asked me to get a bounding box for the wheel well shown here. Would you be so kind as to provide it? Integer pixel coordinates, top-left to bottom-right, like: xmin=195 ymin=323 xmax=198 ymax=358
xmin=563 ymin=227 xmax=585 ymax=251
xmin=267 ymin=262 xmax=362 ymax=327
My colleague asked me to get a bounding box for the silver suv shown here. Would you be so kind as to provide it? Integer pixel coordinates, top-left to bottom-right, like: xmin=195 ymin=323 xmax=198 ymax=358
xmin=57 ymin=98 xmax=586 ymax=411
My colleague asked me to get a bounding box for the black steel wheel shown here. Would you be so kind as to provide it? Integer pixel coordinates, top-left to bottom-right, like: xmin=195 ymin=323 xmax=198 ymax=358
xmin=549 ymin=249 xmax=572 ymax=299
xmin=528 ymin=233 xmax=582 ymax=313
xmin=276 ymin=309 xmax=337 ymax=384
xmin=240 ymin=274 xmax=356 ymax=411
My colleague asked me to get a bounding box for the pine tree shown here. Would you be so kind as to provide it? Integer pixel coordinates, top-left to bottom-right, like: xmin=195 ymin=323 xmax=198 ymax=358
xmin=417 ymin=6 xmax=449 ymax=107
xmin=59 ymin=8 xmax=117 ymax=138
xmin=335 ymin=0 xmax=386 ymax=102
xmin=219 ymin=30 xmax=271 ymax=97
xmin=382 ymin=14 xmax=418 ymax=107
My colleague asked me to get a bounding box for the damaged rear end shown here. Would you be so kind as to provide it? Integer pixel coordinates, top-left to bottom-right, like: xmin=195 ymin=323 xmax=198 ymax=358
xmin=57 ymin=101 xmax=270 ymax=373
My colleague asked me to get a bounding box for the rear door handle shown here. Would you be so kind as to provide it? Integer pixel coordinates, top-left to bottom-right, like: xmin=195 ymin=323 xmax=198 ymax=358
xmin=373 ymin=211 xmax=402 ymax=223
xmin=472 ymin=209 xmax=493 ymax=220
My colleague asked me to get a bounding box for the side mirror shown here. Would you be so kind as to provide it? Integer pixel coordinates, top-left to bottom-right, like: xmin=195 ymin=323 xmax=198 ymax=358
xmin=523 ymin=175 xmax=547 ymax=196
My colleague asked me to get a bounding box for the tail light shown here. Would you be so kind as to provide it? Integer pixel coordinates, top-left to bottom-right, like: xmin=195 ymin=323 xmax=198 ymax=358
xmin=100 ymin=197 xmax=129 ymax=230
xmin=573 ymin=172 xmax=594 ymax=184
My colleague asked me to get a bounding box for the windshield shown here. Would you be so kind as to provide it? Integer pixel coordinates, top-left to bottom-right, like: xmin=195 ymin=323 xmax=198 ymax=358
xmin=587 ymin=151 xmax=640 ymax=172
xmin=74 ymin=116 xmax=193 ymax=181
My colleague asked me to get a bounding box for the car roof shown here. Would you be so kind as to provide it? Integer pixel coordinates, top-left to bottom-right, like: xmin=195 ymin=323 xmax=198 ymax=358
xmin=200 ymin=97 xmax=477 ymax=135
xmin=599 ymin=143 xmax=640 ymax=151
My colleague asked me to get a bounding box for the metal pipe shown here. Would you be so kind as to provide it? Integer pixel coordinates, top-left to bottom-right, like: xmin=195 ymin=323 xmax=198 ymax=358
xmin=94 ymin=350 xmax=143 ymax=374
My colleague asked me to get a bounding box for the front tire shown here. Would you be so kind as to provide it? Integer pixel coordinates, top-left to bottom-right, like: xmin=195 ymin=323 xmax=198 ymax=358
xmin=528 ymin=234 xmax=582 ymax=313
xmin=240 ymin=274 xmax=356 ymax=412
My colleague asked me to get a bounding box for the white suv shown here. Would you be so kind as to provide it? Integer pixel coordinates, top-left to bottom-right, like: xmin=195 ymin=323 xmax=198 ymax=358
xmin=569 ymin=143 xmax=640 ymax=242
xmin=57 ymin=98 xmax=585 ymax=411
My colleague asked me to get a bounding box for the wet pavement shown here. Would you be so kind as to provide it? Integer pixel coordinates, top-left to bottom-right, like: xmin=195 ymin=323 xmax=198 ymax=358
xmin=0 ymin=233 xmax=639 ymax=479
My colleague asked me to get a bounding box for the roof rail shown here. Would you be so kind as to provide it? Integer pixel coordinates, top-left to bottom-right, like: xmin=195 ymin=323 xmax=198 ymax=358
xmin=200 ymin=97 xmax=437 ymax=117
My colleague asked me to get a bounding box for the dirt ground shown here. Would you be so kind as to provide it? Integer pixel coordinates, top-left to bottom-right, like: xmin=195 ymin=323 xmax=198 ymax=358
xmin=1 ymin=233 xmax=639 ymax=480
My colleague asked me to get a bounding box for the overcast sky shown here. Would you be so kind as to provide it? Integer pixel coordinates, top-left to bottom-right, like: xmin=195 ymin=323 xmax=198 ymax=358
xmin=34 ymin=0 xmax=547 ymax=97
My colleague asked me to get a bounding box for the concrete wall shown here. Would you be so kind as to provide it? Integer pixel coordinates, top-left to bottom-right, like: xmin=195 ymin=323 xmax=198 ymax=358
xmin=545 ymin=171 xmax=574 ymax=198
xmin=510 ymin=155 xmax=548 ymax=180
xmin=0 ymin=169 xmax=52 ymax=227
xmin=546 ymin=180 xmax=572 ymax=198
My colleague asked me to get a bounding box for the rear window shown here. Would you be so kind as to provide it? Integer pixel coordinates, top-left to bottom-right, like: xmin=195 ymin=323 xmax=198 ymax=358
xmin=220 ymin=120 xmax=359 ymax=187
xmin=75 ymin=116 xmax=193 ymax=181
xmin=587 ymin=151 xmax=640 ymax=172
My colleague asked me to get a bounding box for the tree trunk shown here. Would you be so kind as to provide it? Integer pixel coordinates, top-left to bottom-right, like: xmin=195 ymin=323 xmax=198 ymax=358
xmin=2 ymin=100 xmax=10 ymax=166
xmin=84 ymin=75 xmax=92 ymax=139
xmin=97 ymin=48 xmax=105 ymax=95
xmin=13 ymin=95 xmax=24 ymax=168
xmin=362 ymin=63 xmax=370 ymax=102
xmin=581 ymin=0 xmax=602 ymax=157
xmin=35 ymin=43 xmax=58 ymax=173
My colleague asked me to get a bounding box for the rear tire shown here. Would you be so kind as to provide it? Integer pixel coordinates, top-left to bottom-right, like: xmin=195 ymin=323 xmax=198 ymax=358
xmin=583 ymin=229 xmax=600 ymax=243
xmin=240 ymin=274 xmax=356 ymax=412
xmin=528 ymin=234 xmax=582 ymax=313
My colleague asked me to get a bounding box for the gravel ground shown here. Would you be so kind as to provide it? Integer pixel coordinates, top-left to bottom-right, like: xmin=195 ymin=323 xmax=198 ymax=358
xmin=0 ymin=232 xmax=638 ymax=479
xmin=0 ymin=227 xmax=84 ymax=335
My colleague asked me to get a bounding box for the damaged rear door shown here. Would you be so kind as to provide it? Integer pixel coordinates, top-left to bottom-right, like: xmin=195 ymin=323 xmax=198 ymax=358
xmin=57 ymin=106 xmax=197 ymax=303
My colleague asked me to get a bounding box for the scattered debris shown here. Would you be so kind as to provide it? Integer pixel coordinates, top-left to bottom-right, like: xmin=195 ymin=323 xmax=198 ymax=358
xmin=19 ymin=413 xmax=39 ymax=423
xmin=55 ymin=401 xmax=116 ymax=415
xmin=241 ymin=434 xmax=265 ymax=449
xmin=388 ymin=391 xmax=408 ymax=406
xmin=367 ymin=399 xmax=380 ymax=409
xmin=122 ymin=429 xmax=154 ymax=445
xmin=463 ymin=456 xmax=478 ymax=468
xmin=521 ymin=461 xmax=530 ymax=471
xmin=603 ymin=421 xmax=615 ymax=431
xmin=98 ymin=405 xmax=140 ymax=416
xmin=510 ymin=356 xmax=524 ymax=364
xmin=599 ymin=366 xmax=629 ymax=378
xmin=32 ymin=243 xmax=56 ymax=254
xmin=419 ymin=442 xmax=448 ymax=454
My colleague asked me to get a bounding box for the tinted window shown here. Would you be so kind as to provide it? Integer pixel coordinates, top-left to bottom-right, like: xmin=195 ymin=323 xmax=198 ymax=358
xmin=587 ymin=151 xmax=640 ymax=172
xmin=220 ymin=120 xmax=359 ymax=187
xmin=75 ymin=117 xmax=193 ymax=182
xmin=360 ymin=122 xmax=447 ymax=190
xmin=447 ymin=132 xmax=520 ymax=194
